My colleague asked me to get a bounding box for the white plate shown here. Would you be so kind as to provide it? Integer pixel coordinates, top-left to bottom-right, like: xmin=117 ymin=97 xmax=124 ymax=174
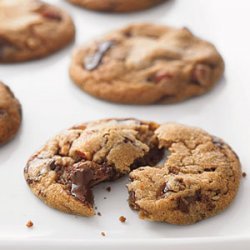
xmin=1 ymin=0 xmax=249 ymax=249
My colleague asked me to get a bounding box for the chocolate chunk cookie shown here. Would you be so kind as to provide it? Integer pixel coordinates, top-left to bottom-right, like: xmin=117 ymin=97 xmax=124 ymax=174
xmin=68 ymin=0 xmax=164 ymax=12
xmin=0 ymin=0 xmax=75 ymax=62
xmin=128 ymin=123 xmax=241 ymax=224
xmin=69 ymin=23 xmax=224 ymax=104
xmin=0 ymin=82 xmax=22 ymax=144
xmin=24 ymin=118 xmax=164 ymax=216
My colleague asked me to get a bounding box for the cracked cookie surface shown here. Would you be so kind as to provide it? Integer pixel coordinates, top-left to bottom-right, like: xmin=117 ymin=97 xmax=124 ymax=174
xmin=128 ymin=123 xmax=241 ymax=224
xmin=24 ymin=118 xmax=163 ymax=216
xmin=70 ymin=23 xmax=224 ymax=104
xmin=0 ymin=82 xmax=22 ymax=144
xmin=68 ymin=0 xmax=164 ymax=12
xmin=0 ymin=0 xmax=75 ymax=62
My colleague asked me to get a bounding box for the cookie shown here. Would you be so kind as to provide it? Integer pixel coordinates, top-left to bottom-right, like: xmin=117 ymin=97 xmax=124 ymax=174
xmin=69 ymin=23 xmax=224 ymax=104
xmin=0 ymin=0 xmax=75 ymax=62
xmin=0 ymin=82 xmax=22 ymax=144
xmin=128 ymin=123 xmax=241 ymax=224
xmin=68 ymin=0 xmax=164 ymax=12
xmin=24 ymin=118 xmax=164 ymax=216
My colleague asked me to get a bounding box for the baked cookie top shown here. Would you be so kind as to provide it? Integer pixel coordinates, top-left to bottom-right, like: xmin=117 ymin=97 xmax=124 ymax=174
xmin=0 ymin=0 xmax=75 ymax=62
xmin=70 ymin=23 xmax=224 ymax=104
xmin=0 ymin=82 xmax=22 ymax=144
xmin=128 ymin=123 xmax=241 ymax=224
xmin=68 ymin=0 xmax=164 ymax=12
xmin=24 ymin=118 xmax=163 ymax=216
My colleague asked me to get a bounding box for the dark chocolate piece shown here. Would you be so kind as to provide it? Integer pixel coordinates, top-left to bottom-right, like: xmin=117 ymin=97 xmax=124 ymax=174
xmin=69 ymin=161 xmax=117 ymax=204
xmin=71 ymin=167 xmax=94 ymax=204
xmin=84 ymin=41 xmax=114 ymax=71
xmin=177 ymin=190 xmax=202 ymax=213
xmin=212 ymin=136 xmax=224 ymax=148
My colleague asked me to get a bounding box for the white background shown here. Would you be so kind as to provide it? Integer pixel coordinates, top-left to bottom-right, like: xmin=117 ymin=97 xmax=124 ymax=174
xmin=0 ymin=0 xmax=249 ymax=249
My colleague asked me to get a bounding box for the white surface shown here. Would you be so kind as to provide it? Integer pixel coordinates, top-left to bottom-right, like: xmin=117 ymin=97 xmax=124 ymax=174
xmin=0 ymin=0 xmax=250 ymax=249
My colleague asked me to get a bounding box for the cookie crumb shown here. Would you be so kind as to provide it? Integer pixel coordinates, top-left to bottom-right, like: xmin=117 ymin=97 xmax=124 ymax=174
xmin=119 ymin=216 xmax=126 ymax=223
xmin=95 ymin=206 xmax=98 ymax=210
xmin=26 ymin=220 xmax=33 ymax=228
xmin=242 ymin=172 xmax=247 ymax=178
xmin=106 ymin=186 xmax=111 ymax=192
xmin=97 ymin=212 xmax=102 ymax=216
xmin=101 ymin=231 xmax=106 ymax=237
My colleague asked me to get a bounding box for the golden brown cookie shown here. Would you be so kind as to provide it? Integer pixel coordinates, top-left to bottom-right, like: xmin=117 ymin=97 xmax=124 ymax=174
xmin=68 ymin=0 xmax=164 ymax=12
xmin=0 ymin=82 xmax=22 ymax=144
xmin=69 ymin=23 xmax=224 ymax=104
xmin=128 ymin=123 xmax=241 ymax=224
xmin=24 ymin=118 xmax=163 ymax=216
xmin=0 ymin=0 xmax=75 ymax=62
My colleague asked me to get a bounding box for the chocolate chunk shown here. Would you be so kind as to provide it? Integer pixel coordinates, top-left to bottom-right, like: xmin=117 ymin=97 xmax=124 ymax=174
xmin=204 ymin=167 xmax=216 ymax=172
xmin=177 ymin=190 xmax=202 ymax=213
xmin=97 ymin=212 xmax=102 ymax=216
xmin=157 ymin=182 xmax=172 ymax=197
xmin=68 ymin=161 xmax=117 ymax=204
xmin=130 ymin=146 xmax=164 ymax=170
xmin=49 ymin=161 xmax=60 ymax=171
xmin=106 ymin=186 xmax=111 ymax=192
xmin=128 ymin=191 xmax=140 ymax=210
xmin=212 ymin=136 xmax=224 ymax=148
xmin=201 ymin=194 xmax=216 ymax=211
xmin=71 ymin=167 xmax=94 ymax=204
xmin=242 ymin=172 xmax=247 ymax=178
xmin=84 ymin=41 xmax=114 ymax=71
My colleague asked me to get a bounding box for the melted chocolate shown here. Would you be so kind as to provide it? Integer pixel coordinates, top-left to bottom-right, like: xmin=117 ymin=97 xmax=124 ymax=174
xmin=84 ymin=41 xmax=114 ymax=71
xmin=71 ymin=167 xmax=94 ymax=204
xmin=69 ymin=161 xmax=117 ymax=204
xmin=130 ymin=146 xmax=164 ymax=170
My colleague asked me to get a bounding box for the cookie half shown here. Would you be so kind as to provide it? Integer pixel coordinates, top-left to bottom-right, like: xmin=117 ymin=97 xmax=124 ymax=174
xmin=24 ymin=118 xmax=164 ymax=216
xmin=0 ymin=0 xmax=75 ymax=62
xmin=68 ymin=0 xmax=164 ymax=12
xmin=127 ymin=123 xmax=241 ymax=224
xmin=70 ymin=23 xmax=224 ymax=104
xmin=0 ymin=82 xmax=22 ymax=144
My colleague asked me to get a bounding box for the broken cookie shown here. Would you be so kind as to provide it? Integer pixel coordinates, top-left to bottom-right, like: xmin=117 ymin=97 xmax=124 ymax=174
xmin=24 ymin=118 xmax=163 ymax=216
xmin=127 ymin=123 xmax=241 ymax=224
xmin=24 ymin=120 xmax=241 ymax=224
